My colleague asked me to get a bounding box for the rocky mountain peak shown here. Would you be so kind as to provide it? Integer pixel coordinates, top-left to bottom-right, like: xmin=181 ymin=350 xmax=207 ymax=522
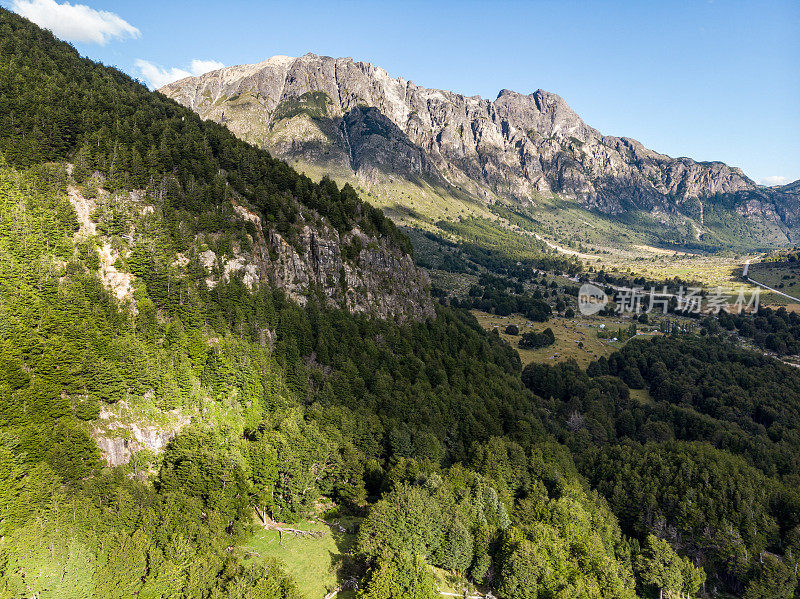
xmin=161 ymin=54 xmax=800 ymax=234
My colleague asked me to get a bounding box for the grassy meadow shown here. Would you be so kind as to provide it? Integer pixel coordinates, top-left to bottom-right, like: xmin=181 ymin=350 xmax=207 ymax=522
xmin=470 ymin=310 xmax=664 ymax=369
xmin=242 ymin=519 xmax=358 ymax=599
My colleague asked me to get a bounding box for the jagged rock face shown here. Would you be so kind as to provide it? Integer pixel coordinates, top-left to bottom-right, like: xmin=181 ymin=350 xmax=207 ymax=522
xmin=160 ymin=53 xmax=798 ymax=225
xmin=229 ymin=203 xmax=434 ymax=322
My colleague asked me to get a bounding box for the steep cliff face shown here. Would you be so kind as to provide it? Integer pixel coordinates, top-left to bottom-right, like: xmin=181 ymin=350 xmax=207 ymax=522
xmin=227 ymin=202 xmax=434 ymax=321
xmin=71 ymin=186 xmax=434 ymax=325
xmin=161 ymin=54 xmax=800 ymax=229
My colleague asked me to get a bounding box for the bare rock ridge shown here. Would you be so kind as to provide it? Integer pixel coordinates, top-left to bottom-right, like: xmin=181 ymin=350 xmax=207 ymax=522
xmin=161 ymin=53 xmax=800 ymax=230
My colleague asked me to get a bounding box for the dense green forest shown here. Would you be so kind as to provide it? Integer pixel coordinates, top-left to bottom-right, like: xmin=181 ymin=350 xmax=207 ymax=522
xmin=714 ymin=305 xmax=800 ymax=356
xmin=523 ymin=336 xmax=800 ymax=597
xmin=448 ymin=272 xmax=555 ymax=320
xmin=0 ymin=9 xmax=639 ymax=598
xmin=1 ymin=7 xmax=798 ymax=599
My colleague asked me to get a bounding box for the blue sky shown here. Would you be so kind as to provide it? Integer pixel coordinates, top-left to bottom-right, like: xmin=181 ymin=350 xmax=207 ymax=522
xmin=4 ymin=0 xmax=799 ymax=184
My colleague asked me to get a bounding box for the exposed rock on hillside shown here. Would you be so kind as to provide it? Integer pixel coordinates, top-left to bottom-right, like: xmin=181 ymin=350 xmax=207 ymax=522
xmin=228 ymin=202 xmax=434 ymax=321
xmin=68 ymin=185 xmax=433 ymax=323
xmin=92 ymin=405 xmax=190 ymax=467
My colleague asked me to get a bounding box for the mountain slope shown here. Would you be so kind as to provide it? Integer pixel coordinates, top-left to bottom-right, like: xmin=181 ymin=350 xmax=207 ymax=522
xmin=0 ymin=12 xmax=648 ymax=597
xmin=161 ymin=53 xmax=800 ymax=247
xmin=0 ymin=24 xmax=432 ymax=321
xmin=779 ymin=179 xmax=800 ymax=196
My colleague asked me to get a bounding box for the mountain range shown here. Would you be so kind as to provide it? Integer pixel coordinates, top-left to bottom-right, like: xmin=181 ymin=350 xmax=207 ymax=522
xmin=162 ymin=53 xmax=800 ymax=248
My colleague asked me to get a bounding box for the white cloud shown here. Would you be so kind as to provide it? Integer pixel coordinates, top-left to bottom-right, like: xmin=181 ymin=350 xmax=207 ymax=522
xmin=135 ymin=60 xmax=192 ymax=89
xmin=758 ymin=175 xmax=791 ymax=187
xmin=135 ymin=58 xmax=225 ymax=89
xmin=11 ymin=0 xmax=139 ymax=45
xmin=190 ymin=59 xmax=225 ymax=75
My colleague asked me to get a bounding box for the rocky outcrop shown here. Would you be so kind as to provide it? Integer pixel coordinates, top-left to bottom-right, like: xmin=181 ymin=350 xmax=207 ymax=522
xmin=69 ymin=180 xmax=433 ymax=324
xmin=160 ymin=54 xmax=800 ymax=231
xmin=92 ymin=405 xmax=189 ymax=467
xmin=94 ymin=426 xmax=177 ymax=467
xmin=68 ymin=186 xmax=136 ymax=305
xmin=214 ymin=202 xmax=434 ymax=322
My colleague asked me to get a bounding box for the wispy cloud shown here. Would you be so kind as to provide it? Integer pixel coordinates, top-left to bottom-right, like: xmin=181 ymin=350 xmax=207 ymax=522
xmin=189 ymin=59 xmax=225 ymax=75
xmin=135 ymin=60 xmax=192 ymax=89
xmin=135 ymin=58 xmax=225 ymax=89
xmin=11 ymin=0 xmax=139 ymax=45
xmin=758 ymin=175 xmax=791 ymax=187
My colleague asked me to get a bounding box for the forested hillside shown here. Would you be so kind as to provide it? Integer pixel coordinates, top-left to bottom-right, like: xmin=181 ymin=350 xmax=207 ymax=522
xmin=0 ymin=8 xmax=644 ymax=598
xmin=0 ymin=6 xmax=438 ymax=324
xmin=0 ymin=12 xmax=404 ymax=247
xmin=1 ymin=7 xmax=798 ymax=599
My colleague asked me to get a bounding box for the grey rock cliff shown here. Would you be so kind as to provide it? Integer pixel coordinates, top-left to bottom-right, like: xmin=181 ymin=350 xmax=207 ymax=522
xmin=225 ymin=202 xmax=434 ymax=322
xmin=161 ymin=54 xmax=800 ymax=228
